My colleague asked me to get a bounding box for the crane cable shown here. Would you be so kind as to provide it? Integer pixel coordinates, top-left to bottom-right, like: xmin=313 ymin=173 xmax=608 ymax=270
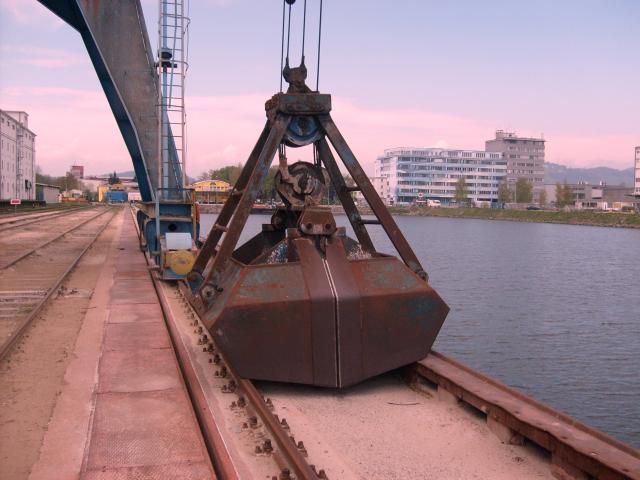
xmin=279 ymin=0 xmax=286 ymax=92
xmin=279 ymin=0 xmax=324 ymax=92
xmin=316 ymin=0 xmax=323 ymax=91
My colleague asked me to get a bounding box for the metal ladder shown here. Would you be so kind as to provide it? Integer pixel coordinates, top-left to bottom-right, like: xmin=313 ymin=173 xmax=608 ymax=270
xmin=157 ymin=0 xmax=190 ymax=199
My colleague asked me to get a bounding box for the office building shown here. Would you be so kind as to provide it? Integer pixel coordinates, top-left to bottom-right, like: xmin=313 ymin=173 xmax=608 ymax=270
xmin=485 ymin=130 xmax=545 ymax=201
xmin=0 ymin=109 xmax=36 ymax=200
xmin=374 ymin=147 xmax=507 ymax=205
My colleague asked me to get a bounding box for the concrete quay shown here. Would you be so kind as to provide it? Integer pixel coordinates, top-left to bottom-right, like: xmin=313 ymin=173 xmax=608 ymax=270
xmin=27 ymin=211 xmax=215 ymax=480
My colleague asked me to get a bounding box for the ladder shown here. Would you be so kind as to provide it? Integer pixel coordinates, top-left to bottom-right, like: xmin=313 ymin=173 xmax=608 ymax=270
xmin=157 ymin=0 xmax=190 ymax=199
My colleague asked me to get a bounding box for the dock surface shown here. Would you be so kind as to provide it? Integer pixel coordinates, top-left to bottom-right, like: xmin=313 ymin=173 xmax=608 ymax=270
xmin=27 ymin=210 xmax=215 ymax=479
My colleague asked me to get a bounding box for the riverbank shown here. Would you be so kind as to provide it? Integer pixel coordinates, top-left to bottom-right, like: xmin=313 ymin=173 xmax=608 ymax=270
xmin=198 ymin=203 xmax=640 ymax=229
xmin=387 ymin=206 xmax=640 ymax=228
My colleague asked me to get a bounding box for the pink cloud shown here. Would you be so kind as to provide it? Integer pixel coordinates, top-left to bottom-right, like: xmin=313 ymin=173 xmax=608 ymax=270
xmin=1 ymin=85 xmax=635 ymax=179
xmin=0 ymin=0 xmax=64 ymax=27
xmin=1 ymin=45 xmax=87 ymax=69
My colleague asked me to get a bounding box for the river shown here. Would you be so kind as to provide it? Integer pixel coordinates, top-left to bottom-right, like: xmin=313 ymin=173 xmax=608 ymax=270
xmin=200 ymin=213 xmax=640 ymax=448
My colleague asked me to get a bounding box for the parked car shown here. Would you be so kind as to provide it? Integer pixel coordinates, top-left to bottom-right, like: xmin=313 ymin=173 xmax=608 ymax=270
xmin=526 ymin=205 xmax=541 ymax=210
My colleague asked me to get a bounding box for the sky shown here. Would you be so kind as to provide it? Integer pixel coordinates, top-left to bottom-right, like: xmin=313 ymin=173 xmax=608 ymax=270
xmin=0 ymin=0 xmax=639 ymax=177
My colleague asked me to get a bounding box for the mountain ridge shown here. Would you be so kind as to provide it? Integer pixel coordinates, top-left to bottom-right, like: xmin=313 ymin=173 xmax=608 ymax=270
xmin=544 ymin=162 xmax=633 ymax=186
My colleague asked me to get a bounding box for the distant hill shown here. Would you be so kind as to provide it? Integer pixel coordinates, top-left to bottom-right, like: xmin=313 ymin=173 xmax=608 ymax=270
xmin=544 ymin=162 xmax=633 ymax=186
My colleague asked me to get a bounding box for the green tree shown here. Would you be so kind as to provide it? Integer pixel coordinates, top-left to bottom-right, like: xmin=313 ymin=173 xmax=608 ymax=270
xmin=555 ymin=180 xmax=574 ymax=207
xmin=198 ymin=163 xmax=243 ymax=186
xmin=515 ymin=177 xmax=533 ymax=203
xmin=108 ymin=171 xmax=120 ymax=185
xmin=454 ymin=177 xmax=469 ymax=204
xmin=562 ymin=180 xmax=574 ymax=207
xmin=539 ymin=188 xmax=547 ymax=207
xmin=497 ymin=180 xmax=511 ymax=204
xmin=259 ymin=166 xmax=279 ymax=202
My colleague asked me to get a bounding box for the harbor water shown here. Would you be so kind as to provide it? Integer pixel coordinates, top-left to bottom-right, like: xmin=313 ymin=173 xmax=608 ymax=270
xmin=200 ymin=213 xmax=640 ymax=448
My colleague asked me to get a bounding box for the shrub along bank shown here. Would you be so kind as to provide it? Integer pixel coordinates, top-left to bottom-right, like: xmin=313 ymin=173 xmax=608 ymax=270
xmin=385 ymin=206 xmax=640 ymax=228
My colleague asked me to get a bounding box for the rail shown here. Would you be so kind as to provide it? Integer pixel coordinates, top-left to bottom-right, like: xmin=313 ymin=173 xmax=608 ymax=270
xmin=0 ymin=205 xmax=91 ymax=231
xmin=0 ymin=207 xmax=113 ymax=270
xmin=0 ymin=207 xmax=118 ymax=361
xmin=412 ymin=352 xmax=640 ymax=480
xmin=128 ymin=205 xmax=325 ymax=479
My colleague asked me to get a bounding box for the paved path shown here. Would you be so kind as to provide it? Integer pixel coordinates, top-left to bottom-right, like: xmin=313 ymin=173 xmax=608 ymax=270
xmin=29 ymin=210 xmax=215 ymax=480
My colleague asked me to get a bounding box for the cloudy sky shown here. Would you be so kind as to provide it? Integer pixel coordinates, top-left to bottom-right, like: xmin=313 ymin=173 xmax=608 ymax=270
xmin=1 ymin=0 xmax=638 ymax=177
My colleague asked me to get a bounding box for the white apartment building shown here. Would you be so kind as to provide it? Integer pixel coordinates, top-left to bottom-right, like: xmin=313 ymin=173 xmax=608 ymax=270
xmin=635 ymin=146 xmax=640 ymax=197
xmin=0 ymin=110 xmax=36 ymax=201
xmin=374 ymin=148 xmax=507 ymax=205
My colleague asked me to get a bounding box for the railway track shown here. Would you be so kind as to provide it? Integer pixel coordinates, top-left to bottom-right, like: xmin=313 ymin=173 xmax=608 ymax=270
xmin=125 ymin=206 xmax=321 ymax=479
xmin=0 ymin=206 xmax=117 ymax=360
xmin=0 ymin=205 xmax=90 ymax=231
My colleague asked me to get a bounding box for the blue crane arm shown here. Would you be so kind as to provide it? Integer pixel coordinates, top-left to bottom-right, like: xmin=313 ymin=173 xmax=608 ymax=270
xmin=36 ymin=0 xmax=163 ymax=201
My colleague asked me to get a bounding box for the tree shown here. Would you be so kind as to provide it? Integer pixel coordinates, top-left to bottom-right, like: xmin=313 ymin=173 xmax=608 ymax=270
xmin=515 ymin=177 xmax=533 ymax=203
xmin=539 ymin=188 xmax=547 ymax=207
xmin=259 ymin=166 xmax=279 ymax=202
xmin=497 ymin=180 xmax=511 ymax=204
xmin=108 ymin=171 xmax=120 ymax=185
xmin=454 ymin=177 xmax=469 ymax=204
xmin=198 ymin=163 xmax=243 ymax=186
xmin=555 ymin=180 xmax=574 ymax=208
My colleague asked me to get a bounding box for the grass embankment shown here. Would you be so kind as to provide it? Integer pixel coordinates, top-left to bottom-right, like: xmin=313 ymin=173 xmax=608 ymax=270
xmin=386 ymin=206 xmax=640 ymax=228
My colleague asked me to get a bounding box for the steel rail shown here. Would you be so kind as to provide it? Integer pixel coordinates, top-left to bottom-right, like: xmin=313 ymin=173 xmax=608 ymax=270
xmin=0 ymin=204 xmax=72 ymax=218
xmin=127 ymin=205 xmax=241 ymax=479
xmin=152 ymin=277 xmax=242 ymax=480
xmin=0 ymin=206 xmax=91 ymax=231
xmin=0 ymin=208 xmax=117 ymax=362
xmin=129 ymin=205 xmax=323 ymax=480
xmin=411 ymin=352 xmax=640 ymax=480
xmin=0 ymin=207 xmax=113 ymax=270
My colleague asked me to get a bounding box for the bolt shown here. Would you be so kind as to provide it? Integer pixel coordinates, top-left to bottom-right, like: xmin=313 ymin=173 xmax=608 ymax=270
xmin=289 ymin=435 xmax=296 ymax=445
xmin=310 ymin=465 xmax=317 ymax=474
xmin=220 ymin=366 xmax=228 ymax=378
xmin=237 ymin=396 xmax=246 ymax=408
xmin=208 ymin=358 xmax=213 ymax=364
xmin=265 ymin=398 xmax=274 ymax=409
xmin=318 ymin=469 xmax=328 ymax=479
xmin=262 ymin=439 xmax=273 ymax=453
xmin=297 ymin=440 xmax=307 ymax=455
xmin=231 ymin=401 xmax=237 ymax=408
xmin=280 ymin=418 xmax=289 ymax=429
xmin=255 ymin=445 xmax=263 ymax=454
xmin=214 ymin=370 xmax=220 ymax=377
xmin=242 ymin=422 xmax=248 ymax=429
xmin=279 ymin=468 xmax=292 ymax=480
xmin=248 ymin=416 xmax=258 ymax=428
xmin=206 ymin=343 xmax=214 ymax=353
xmin=213 ymin=353 xmax=221 ymax=364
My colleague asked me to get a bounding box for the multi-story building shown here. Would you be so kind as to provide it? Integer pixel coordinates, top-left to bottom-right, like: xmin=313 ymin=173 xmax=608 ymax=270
xmin=0 ymin=110 xmax=36 ymax=201
xmin=370 ymin=176 xmax=392 ymax=205
xmin=635 ymin=146 xmax=640 ymax=197
xmin=485 ymin=130 xmax=545 ymax=202
xmin=70 ymin=165 xmax=85 ymax=180
xmin=374 ymin=147 xmax=507 ymax=205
